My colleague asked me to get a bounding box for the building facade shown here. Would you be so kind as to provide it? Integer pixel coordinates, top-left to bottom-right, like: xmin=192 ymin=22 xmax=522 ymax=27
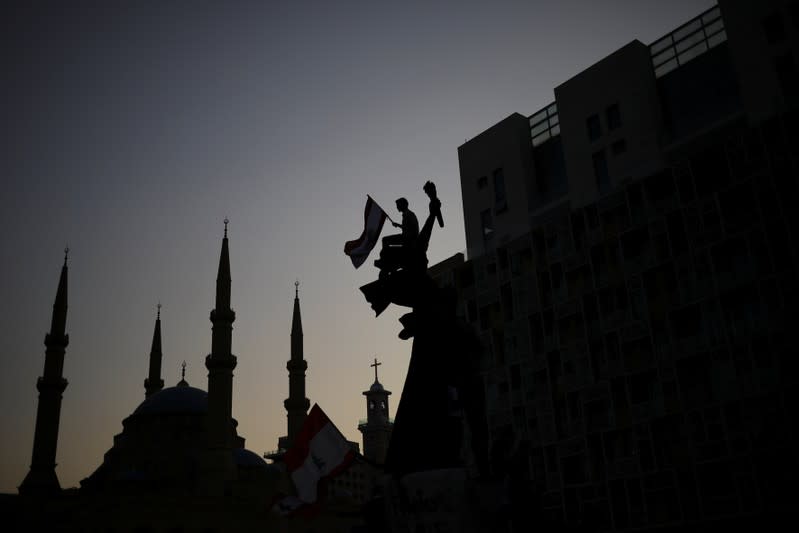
xmin=432 ymin=1 xmax=799 ymax=530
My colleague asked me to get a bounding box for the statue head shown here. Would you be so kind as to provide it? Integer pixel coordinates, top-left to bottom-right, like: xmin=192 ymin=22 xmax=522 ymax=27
xmin=396 ymin=197 xmax=409 ymax=212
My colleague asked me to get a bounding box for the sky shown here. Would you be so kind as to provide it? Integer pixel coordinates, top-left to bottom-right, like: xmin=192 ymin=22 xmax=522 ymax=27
xmin=0 ymin=0 xmax=716 ymax=493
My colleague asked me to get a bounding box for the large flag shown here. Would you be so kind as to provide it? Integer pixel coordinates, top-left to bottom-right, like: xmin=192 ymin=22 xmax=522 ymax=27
xmin=284 ymin=404 xmax=356 ymax=504
xmin=344 ymin=195 xmax=387 ymax=268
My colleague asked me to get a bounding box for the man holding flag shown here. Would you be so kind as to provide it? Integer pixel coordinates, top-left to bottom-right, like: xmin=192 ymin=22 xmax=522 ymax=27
xmin=381 ymin=197 xmax=419 ymax=251
xmin=344 ymin=196 xmax=419 ymax=270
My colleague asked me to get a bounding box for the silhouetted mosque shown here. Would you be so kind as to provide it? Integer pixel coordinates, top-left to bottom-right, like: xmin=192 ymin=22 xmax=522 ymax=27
xmin=8 ymin=224 xmax=368 ymax=531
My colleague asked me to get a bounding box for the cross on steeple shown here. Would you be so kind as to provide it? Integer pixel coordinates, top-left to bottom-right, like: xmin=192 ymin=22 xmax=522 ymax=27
xmin=181 ymin=360 xmax=186 ymax=381
xmin=371 ymin=357 xmax=381 ymax=383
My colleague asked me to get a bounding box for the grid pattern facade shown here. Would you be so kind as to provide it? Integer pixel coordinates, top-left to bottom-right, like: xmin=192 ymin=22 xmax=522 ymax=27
xmin=529 ymin=102 xmax=560 ymax=147
xmin=650 ymin=5 xmax=728 ymax=78
xmin=435 ymin=113 xmax=799 ymax=530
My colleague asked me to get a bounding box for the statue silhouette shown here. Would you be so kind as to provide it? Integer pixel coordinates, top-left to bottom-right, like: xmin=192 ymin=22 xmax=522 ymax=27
xmin=358 ymin=181 xmax=489 ymax=479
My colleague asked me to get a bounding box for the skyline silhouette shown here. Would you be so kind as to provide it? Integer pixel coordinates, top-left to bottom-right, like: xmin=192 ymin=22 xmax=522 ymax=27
xmin=0 ymin=0 xmax=716 ymax=494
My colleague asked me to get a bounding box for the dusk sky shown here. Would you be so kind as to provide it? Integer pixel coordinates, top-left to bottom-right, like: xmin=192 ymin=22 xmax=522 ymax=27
xmin=1 ymin=0 xmax=715 ymax=493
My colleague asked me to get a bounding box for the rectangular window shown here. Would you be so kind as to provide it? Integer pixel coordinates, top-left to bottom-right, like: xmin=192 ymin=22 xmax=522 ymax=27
xmin=593 ymin=150 xmax=610 ymax=194
xmin=586 ymin=114 xmax=602 ymax=141
xmin=611 ymin=138 xmax=627 ymax=156
xmin=493 ymin=168 xmax=507 ymax=212
xmin=510 ymin=364 xmax=521 ymax=389
xmin=775 ymin=52 xmax=798 ymax=102
xmin=481 ymin=209 xmax=494 ymax=240
xmin=586 ymin=205 xmax=599 ymax=228
xmin=479 ymin=305 xmax=490 ymax=330
xmin=763 ymin=11 xmax=786 ymax=44
xmin=466 ymin=299 xmax=477 ymax=322
xmin=606 ymin=103 xmax=621 ymax=130
xmin=501 ymin=283 xmax=514 ymax=320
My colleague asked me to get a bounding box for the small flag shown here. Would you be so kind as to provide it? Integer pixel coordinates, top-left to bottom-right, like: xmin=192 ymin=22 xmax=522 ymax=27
xmin=284 ymin=404 xmax=355 ymax=504
xmin=344 ymin=196 xmax=387 ymax=268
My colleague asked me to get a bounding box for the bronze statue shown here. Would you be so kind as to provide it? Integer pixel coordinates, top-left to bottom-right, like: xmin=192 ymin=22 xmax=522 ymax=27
xmin=362 ymin=181 xmax=445 ymax=315
xmin=356 ymin=181 xmax=489 ymax=478
xmin=423 ymin=180 xmax=443 ymax=229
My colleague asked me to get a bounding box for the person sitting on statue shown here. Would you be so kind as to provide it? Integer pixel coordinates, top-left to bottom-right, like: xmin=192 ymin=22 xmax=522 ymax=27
xmin=382 ymin=197 xmax=419 ymax=249
xmin=377 ymin=197 xmax=420 ymax=272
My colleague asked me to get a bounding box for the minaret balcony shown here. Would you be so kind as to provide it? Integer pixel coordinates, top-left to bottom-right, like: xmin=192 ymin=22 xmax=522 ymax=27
xmin=144 ymin=377 xmax=164 ymax=390
xmin=209 ymin=308 xmax=236 ymax=323
xmin=44 ymin=333 xmax=69 ymax=348
xmin=284 ymin=397 xmax=310 ymax=411
xmin=286 ymin=359 xmax=308 ymax=372
xmin=205 ymin=353 xmax=237 ymax=371
xmin=36 ymin=376 xmax=68 ymax=393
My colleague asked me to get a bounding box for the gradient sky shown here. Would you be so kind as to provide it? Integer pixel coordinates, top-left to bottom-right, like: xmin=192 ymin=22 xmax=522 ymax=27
xmin=0 ymin=0 xmax=716 ymax=493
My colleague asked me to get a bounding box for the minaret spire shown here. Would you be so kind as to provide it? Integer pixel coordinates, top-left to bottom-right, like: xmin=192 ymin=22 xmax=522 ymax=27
xmin=204 ymin=219 xmax=237 ymax=490
xmin=20 ymin=250 xmax=71 ymax=496
xmin=144 ymin=303 xmax=165 ymax=399
xmin=215 ymin=218 xmax=231 ymax=312
xmin=178 ymin=360 xmax=188 ymax=387
xmin=291 ymin=280 xmax=302 ymax=336
xmin=50 ymin=248 xmax=68 ymax=337
xmin=284 ymin=280 xmax=310 ymax=446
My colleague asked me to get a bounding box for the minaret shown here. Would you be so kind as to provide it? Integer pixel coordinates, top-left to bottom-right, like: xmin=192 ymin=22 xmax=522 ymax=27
xmin=284 ymin=280 xmax=310 ymax=446
xmin=19 ymin=249 xmax=70 ymax=496
xmin=204 ymin=219 xmax=237 ymax=487
xmin=144 ymin=303 xmax=164 ymax=398
xmin=358 ymin=357 xmax=393 ymax=464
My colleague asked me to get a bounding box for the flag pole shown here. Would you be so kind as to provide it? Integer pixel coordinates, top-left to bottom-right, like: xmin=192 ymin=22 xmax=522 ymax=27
xmin=368 ymin=195 xmax=397 ymax=225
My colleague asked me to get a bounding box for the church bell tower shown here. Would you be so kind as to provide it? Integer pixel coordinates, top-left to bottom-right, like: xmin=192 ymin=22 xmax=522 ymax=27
xmin=358 ymin=357 xmax=393 ymax=465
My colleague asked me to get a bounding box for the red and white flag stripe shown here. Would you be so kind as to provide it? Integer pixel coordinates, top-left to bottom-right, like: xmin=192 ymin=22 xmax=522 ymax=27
xmin=344 ymin=195 xmax=387 ymax=268
xmin=284 ymin=404 xmax=355 ymax=503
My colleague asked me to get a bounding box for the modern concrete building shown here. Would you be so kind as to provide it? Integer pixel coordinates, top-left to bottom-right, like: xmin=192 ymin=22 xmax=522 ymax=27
xmin=459 ymin=1 xmax=796 ymax=258
xmin=433 ymin=1 xmax=799 ymax=530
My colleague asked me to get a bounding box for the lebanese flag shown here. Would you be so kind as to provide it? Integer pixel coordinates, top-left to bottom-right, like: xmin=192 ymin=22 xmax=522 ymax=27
xmin=344 ymin=195 xmax=387 ymax=268
xmin=284 ymin=404 xmax=356 ymax=503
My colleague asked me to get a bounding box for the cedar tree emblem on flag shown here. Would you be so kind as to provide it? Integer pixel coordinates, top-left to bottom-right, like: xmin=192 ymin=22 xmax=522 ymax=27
xmin=344 ymin=195 xmax=387 ymax=268
xmin=283 ymin=404 xmax=355 ymax=504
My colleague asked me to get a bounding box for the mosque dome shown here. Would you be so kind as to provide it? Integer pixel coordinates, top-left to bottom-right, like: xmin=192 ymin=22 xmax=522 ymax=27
xmin=233 ymin=448 xmax=268 ymax=469
xmin=132 ymin=384 xmax=208 ymax=416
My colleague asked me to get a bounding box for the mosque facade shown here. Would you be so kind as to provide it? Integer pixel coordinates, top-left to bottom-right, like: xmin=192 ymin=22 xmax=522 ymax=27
xmin=7 ymin=225 xmax=376 ymax=532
